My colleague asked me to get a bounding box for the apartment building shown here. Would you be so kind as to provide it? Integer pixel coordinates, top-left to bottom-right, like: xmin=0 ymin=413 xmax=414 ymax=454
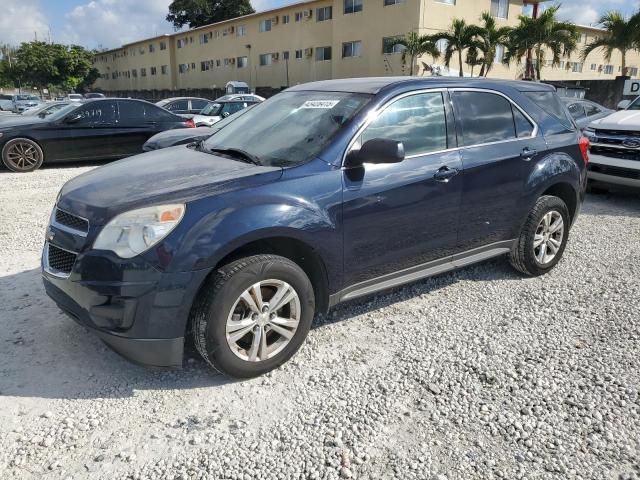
xmin=92 ymin=0 xmax=640 ymax=93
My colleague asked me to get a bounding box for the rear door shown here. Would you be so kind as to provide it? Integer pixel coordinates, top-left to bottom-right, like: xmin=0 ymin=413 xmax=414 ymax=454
xmin=451 ymin=89 xmax=547 ymax=251
xmin=115 ymin=101 xmax=155 ymax=155
xmin=165 ymin=99 xmax=190 ymax=115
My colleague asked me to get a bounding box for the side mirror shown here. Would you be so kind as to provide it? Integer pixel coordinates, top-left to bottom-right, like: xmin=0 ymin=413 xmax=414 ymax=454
xmin=345 ymin=138 xmax=405 ymax=168
xmin=617 ymin=100 xmax=631 ymax=110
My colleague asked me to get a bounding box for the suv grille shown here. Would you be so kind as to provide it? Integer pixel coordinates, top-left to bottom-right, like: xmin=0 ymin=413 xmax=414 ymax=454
xmin=589 ymin=164 xmax=640 ymax=180
xmin=47 ymin=243 xmax=77 ymax=275
xmin=590 ymin=146 xmax=640 ymax=161
xmin=54 ymin=209 xmax=89 ymax=234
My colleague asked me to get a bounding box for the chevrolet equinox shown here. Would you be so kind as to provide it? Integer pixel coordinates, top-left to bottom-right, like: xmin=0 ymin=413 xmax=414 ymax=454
xmin=42 ymin=78 xmax=589 ymax=378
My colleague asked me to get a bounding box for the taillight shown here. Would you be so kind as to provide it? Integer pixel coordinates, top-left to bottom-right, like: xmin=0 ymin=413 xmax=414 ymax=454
xmin=579 ymin=136 xmax=590 ymax=165
xmin=185 ymin=119 xmax=195 ymax=128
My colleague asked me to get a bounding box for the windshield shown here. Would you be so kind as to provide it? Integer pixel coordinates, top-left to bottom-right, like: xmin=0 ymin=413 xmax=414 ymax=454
xmin=17 ymin=95 xmax=39 ymax=101
xmin=200 ymin=102 xmax=222 ymax=116
xmin=47 ymin=103 xmax=82 ymax=121
xmin=626 ymin=97 xmax=640 ymax=110
xmin=203 ymin=91 xmax=371 ymax=167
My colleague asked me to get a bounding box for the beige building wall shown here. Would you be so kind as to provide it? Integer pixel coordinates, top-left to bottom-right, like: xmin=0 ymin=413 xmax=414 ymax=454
xmin=92 ymin=0 xmax=640 ymax=94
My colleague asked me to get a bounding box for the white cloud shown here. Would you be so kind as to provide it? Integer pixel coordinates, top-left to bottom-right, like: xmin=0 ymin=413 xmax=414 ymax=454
xmin=58 ymin=0 xmax=174 ymax=49
xmin=0 ymin=0 xmax=49 ymax=45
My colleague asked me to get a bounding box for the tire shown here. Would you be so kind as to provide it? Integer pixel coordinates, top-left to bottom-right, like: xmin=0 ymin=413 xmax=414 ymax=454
xmin=191 ymin=254 xmax=315 ymax=378
xmin=2 ymin=138 xmax=44 ymax=172
xmin=509 ymin=195 xmax=570 ymax=277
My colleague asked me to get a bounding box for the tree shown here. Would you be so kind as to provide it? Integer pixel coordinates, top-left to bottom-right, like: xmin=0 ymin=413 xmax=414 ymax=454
xmin=167 ymin=0 xmax=255 ymax=30
xmin=395 ymin=32 xmax=440 ymax=76
xmin=465 ymin=45 xmax=482 ymax=77
xmin=504 ymin=5 xmax=578 ymax=80
xmin=430 ymin=19 xmax=484 ymax=77
xmin=476 ymin=12 xmax=512 ymax=77
xmin=581 ymin=11 xmax=640 ymax=77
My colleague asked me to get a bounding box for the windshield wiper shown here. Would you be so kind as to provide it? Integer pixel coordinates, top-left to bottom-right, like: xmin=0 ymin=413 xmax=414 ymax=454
xmin=205 ymin=147 xmax=261 ymax=165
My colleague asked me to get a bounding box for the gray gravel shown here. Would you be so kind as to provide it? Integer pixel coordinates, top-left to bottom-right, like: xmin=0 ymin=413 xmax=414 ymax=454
xmin=0 ymin=164 xmax=639 ymax=480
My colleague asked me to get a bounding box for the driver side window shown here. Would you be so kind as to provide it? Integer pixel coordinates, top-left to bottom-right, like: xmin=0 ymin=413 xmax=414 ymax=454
xmin=360 ymin=92 xmax=447 ymax=157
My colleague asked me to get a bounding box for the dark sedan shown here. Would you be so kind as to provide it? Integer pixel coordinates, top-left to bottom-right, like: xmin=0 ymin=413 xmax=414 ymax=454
xmin=156 ymin=97 xmax=211 ymax=115
xmin=0 ymin=99 xmax=195 ymax=172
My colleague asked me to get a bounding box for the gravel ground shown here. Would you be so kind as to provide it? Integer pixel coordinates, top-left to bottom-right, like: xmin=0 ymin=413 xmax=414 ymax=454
xmin=0 ymin=164 xmax=639 ymax=480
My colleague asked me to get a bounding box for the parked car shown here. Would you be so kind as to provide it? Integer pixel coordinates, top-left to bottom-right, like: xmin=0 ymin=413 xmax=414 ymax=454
xmin=183 ymin=97 xmax=262 ymax=127
xmin=0 ymin=99 xmax=194 ymax=172
xmin=20 ymin=101 xmax=74 ymax=118
xmin=143 ymin=104 xmax=256 ymax=151
xmin=0 ymin=94 xmax=14 ymax=111
xmin=561 ymin=98 xmax=612 ymax=131
xmin=12 ymin=94 xmax=43 ymax=113
xmin=215 ymin=94 xmax=265 ymax=102
xmin=156 ymin=97 xmax=211 ymax=115
xmin=583 ymin=95 xmax=640 ymax=191
xmin=65 ymin=94 xmax=84 ymax=102
xmin=42 ymin=78 xmax=587 ymax=378
xmin=84 ymin=92 xmax=106 ymax=99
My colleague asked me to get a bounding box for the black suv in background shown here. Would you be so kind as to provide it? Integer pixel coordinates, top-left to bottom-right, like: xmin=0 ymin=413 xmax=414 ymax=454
xmin=42 ymin=78 xmax=587 ymax=378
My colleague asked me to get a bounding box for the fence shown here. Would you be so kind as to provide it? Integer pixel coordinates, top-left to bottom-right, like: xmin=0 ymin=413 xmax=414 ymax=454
xmin=550 ymin=76 xmax=633 ymax=109
xmin=98 ymin=86 xmax=286 ymax=102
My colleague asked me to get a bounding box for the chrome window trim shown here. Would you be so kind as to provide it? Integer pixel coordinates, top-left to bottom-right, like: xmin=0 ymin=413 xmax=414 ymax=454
xmin=341 ymin=88 xmax=454 ymax=166
xmin=43 ymin=241 xmax=77 ymax=279
xmin=51 ymin=206 xmax=90 ymax=237
xmin=341 ymin=86 xmax=540 ymax=167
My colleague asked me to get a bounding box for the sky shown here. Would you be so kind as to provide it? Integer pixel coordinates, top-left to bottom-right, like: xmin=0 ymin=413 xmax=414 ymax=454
xmin=1 ymin=0 xmax=639 ymax=50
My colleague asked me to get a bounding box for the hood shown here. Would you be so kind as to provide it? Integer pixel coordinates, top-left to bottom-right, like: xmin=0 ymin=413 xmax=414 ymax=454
xmin=57 ymin=146 xmax=282 ymax=225
xmin=145 ymin=127 xmax=214 ymax=150
xmin=191 ymin=114 xmax=220 ymax=125
xmin=589 ymin=110 xmax=640 ymax=130
xmin=0 ymin=115 xmax=47 ymax=129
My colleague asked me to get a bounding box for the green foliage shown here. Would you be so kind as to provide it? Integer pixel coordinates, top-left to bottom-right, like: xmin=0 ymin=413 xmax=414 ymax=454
xmin=475 ymin=12 xmax=512 ymax=77
xmin=430 ymin=19 xmax=485 ymax=77
xmin=167 ymin=0 xmax=255 ymax=29
xmin=395 ymin=32 xmax=440 ymax=76
xmin=1 ymin=41 xmax=99 ymax=93
xmin=504 ymin=5 xmax=579 ymax=80
xmin=581 ymin=11 xmax=640 ymax=75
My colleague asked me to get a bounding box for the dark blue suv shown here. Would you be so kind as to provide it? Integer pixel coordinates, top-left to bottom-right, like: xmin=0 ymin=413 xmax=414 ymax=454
xmin=42 ymin=78 xmax=589 ymax=378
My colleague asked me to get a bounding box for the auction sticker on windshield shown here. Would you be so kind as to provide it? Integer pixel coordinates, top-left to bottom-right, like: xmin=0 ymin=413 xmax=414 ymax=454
xmin=301 ymin=100 xmax=340 ymax=109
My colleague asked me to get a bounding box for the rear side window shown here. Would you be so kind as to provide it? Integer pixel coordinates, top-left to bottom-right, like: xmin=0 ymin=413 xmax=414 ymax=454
xmin=166 ymin=100 xmax=189 ymax=112
xmin=524 ymin=91 xmax=574 ymax=129
xmin=118 ymin=101 xmax=147 ymax=123
xmin=191 ymin=99 xmax=209 ymax=110
xmin=452 ymin=91 xmax=534 ymax=146
xmin=361 ymin=92 xmax=447 ymax=156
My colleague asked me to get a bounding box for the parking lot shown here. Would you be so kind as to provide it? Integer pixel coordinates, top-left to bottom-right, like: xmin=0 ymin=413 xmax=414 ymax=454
xmin=0 ymin=164 xmax=638 ymax=480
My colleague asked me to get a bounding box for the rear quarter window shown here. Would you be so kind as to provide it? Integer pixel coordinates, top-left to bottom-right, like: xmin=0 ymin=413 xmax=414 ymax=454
xmin=524 ymin=91 xmax=575 ymax=130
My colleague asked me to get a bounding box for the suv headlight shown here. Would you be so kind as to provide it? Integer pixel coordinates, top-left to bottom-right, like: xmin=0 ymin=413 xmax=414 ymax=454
xmin=93 ymin=204 xmax=185 ymax=258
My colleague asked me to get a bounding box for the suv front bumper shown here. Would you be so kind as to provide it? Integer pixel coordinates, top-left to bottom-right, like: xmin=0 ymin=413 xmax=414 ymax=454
xmin=588 ymin=153 xmax=640 ymax=189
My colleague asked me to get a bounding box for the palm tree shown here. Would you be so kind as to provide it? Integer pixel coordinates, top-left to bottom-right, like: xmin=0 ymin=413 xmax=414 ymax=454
xmin=581 ymin=11 xmax=640 ymax=76
xmin=504 ymin=5 xmax=579 ymax=80
xmin=465 ymin=45 xmax=482 ymax=77
xmin=431 ymin=19 xmax=485 ymax=77
xmin=476 ymin=12 xmax=512 ymax=77
xmin=395 ymin=31 xmax=440 ymax=76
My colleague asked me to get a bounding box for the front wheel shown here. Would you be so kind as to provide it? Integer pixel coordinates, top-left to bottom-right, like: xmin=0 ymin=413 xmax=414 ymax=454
xmin=509 ymin=195 xmax=570 ymax=276
xmin=191 ymin=254 xmax=315 ymax=378
xmin=2 ymin=138 xmax=44 ymax=172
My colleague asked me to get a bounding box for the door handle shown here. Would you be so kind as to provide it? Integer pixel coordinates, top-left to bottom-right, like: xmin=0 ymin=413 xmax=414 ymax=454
xmin=521 ymin=147 xmax=538 ymax=161
xmin=433 ymin=166 xmax=459 ymax=182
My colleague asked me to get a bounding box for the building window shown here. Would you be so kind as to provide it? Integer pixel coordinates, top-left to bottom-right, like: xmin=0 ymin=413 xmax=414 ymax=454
xmin=344 ymin=0 xmax=363 ymax=14
xmin=237 ymin=56 xmax=248 ymax=68
xmin=283 ymin=51 xmax=290 ymax=60
xmin=317 ymin=6 xmax=332 ymax=21
xmin=436 ymin=38 xmax=449 ymax=54
xmin=604 ymin=64 xmax=614 ymax=74
xmin=215 ymin=59 xmax=221 ymax=67
xmin=150 ymin=66 xmax=157 ymax=75
xmin=139 ymin=47 xmax=145 ymax=54
xmin=201 ymin=60 xmax=210 ymax=71
xmin=434 ymin=0 xmax=455 ymax=4
xmin=316 ymin=46 xmax=332 ymax=61
xmin=141 ymin=68 xmax=147 ymax=77
xmin=132 ymin=69 xmax=137 ymax=78
xmin=191 ymin=62 xmax=196 ymax=70
xmin=199 ymin=33 xmax=209 ymax=44
xmin=572 ymin=62 xmax=583 ymax=73
xmin=295 ymin=49 xmax=303 ymax=59
xmin=237 ymin=25 xmax=247 ymax=36
xmin=177 ymin=38 xmax=186 ymax=48
xmin=382 ymin=36 xmax=405 ymax=54
xmin=494 ymin=44 xmax=505 ymax=64
xmin=259 ymin=53 xmax=273 ymax=66
xmin=384 ymin=0 xmax=405 ymax=5
xmin=178 ymin=63 xmax=188 ymax=73
xmin=260 ymin=19 xmax=272 ymax=32
xmin=295 ymin=11 xmax=303 ymax=21
xmin=342 ymin=41 xmax=362 ymax=58
xmin=580 ymin=33 xmax=587 ymax=43
xmin=149 ymin=44 xmax=155 ymax=53
xmin=490 ymin=0 xmax=509 ymax=19
xmin=282 ymin=15 xmax=290 ymax=24
xmin=161 ymin=65 xmax=168 ymax=74
xmin=160 ymin=41 xmax=167 ymax=50
xmin=630 ymin=67 xmax=639 ymax=76
xmin=590 ymin=63 xmax=596 ymax=71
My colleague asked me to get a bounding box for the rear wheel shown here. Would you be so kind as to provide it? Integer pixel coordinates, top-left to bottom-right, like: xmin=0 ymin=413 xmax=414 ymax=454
xmin=2 ymin=138 xmax=44 ymax=172
xmin=191 ymin=255 xmax=315 ymax=378
xmin=509 ymin=195 xmax=570 ymax=276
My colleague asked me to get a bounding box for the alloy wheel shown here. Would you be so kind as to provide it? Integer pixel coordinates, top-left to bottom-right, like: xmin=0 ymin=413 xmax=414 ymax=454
xmin=225 ymin=279 xmax=301 ymax=362
xmin=533 ymin=210 xmax=564 ymax=265
xmin=5 ymin=141 xmax=41 ymax=171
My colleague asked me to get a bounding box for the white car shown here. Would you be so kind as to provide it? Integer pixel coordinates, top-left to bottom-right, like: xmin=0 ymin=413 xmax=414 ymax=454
xmin=184 ymin=97 xmax=262 ymax=127
xmin=583 ymin=97 xmax=640 ymax=191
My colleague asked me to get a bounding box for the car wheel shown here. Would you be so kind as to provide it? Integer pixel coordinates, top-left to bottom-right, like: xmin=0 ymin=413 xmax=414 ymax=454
xmin=2 ymin=138 xmax=44 ymax=172
xmin=191 ymin=254 xmax=315 ymax=378
xmin=509 ymin=195 xmax=570 ymax=277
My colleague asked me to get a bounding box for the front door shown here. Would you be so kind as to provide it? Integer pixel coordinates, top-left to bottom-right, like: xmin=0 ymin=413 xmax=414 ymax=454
xmin=342 ymin=91 xmax=463 ymax=289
